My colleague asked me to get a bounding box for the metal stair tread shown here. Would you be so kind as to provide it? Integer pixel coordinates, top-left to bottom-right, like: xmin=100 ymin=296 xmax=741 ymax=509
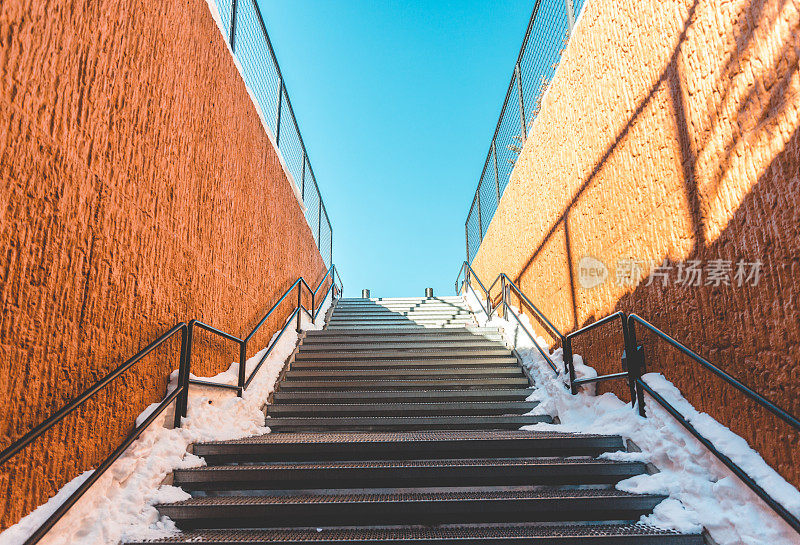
xmin=125 ymin=523 xmax=701 ymax=544
xmin=159 ymin=487 xmax=662 ymax=506
xmin=195 ymin=430 xmax=620 ymax=446
xmin=176 ymin=457 xmax=643 ymax=472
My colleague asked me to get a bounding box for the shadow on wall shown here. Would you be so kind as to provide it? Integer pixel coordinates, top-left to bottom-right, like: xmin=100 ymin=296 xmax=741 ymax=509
xmin=495 ymin=0 xmax=800 ymax=485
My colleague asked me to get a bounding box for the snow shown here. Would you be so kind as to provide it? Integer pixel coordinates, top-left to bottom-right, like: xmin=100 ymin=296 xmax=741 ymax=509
xmin=0 ymin=292 xmax=333 ymax=545
xmin=463 ymin=284 xmax=800 ymax=544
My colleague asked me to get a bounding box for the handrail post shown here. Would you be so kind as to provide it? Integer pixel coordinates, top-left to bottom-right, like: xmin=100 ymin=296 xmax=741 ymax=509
xmin=500 ymin=275 xmax=507 ymax=319
xmin=173 ymin=324 xmax=191 ymax=428
xmin=296 ymin=282 xmax=303 ymax=333
xmin=624 ymin=317 xmax=646 ymax=416
xmin=565 ymin=335 xmax=576 ymax=394
xmin=237 ymin=341 xmax=247 ymax=397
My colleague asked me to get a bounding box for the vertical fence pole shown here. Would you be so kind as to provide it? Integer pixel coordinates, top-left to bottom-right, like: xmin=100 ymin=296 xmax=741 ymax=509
xmin=476 ymin=191 xmax=483 ymax=241
xmin=564 ymin=0 xmax=576 ymax=34
xmin=229 ymin=0 xmax=239 ymax=52
xmin=329 ymin=220 xmax=333 ymax=267
xmin=465 ymin=222 xmax=470 ymax=264
xmin=515 ymin=63 xmax=527 ymax=140
xmin=492 ymin=142 xmax=501 ymax=203
xmin=317 ymin=198 xmax=322 ymax=247
xmin=300 ymin=153 xmax=306 ymax=200
xmin=275 ymin=78 xmax=284 ymax=146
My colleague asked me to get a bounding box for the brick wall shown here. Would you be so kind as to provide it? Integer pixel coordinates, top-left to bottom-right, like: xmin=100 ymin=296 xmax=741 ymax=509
xmin=0 ymin=0 xmax=327 ymax=528
xmin=472 ymin=0 xmax=800 ymax=485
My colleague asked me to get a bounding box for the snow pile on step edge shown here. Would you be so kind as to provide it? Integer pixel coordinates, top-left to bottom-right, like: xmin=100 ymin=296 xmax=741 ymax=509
xmin=0 ymin=294 xmax=332 ymax=545
xmin=463 ymin=287 xmax=800 ymax=545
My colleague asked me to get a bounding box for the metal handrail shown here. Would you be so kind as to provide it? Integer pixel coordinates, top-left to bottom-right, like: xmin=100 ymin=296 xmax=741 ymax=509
xmin=455 ymin=262 xmax=800 ymax=532
xmin=456 ymin=263 xmax=563 ymax=376
xmin=175 ymin=264 xmax=341 ymax=419
xmin=636 ymin=379 xmax=800 ymax=534
xmin=626 ymin=314 xmax=800 ymax=533
xmin=625 ymin=314 xmax=800 ymax=533
xmin=0 ymin=322 xmax=189 ymax=545
xmin=626 ymin=314 xmax=800 ymax=430
xmin=565 ymin=311 xmax=630 ymax=395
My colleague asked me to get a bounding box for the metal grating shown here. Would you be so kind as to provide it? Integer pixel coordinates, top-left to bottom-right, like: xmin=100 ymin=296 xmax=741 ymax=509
xmin=464 ymin=0 xmax=587 ymax=262
xmin=211 ymin=0 xmax=334 ymax=263
xmin=181 ymin=457 xmax=633 ymax=471
xmin=160 ymin=487 xmax=648 ymax=507
xmin=132 ymin=523 xmax=689 ymax=543
xmin=199 ymin=429 xmax=613 ymax=445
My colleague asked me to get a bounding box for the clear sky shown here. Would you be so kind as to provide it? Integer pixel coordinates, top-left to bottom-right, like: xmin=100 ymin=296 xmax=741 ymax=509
xmin=256 ymin=1 xmax=533 ymax=297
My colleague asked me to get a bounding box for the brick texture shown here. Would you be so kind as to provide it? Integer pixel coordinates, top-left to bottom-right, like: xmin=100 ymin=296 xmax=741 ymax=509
xmin=472 ymin=0 xmax=800 ymax=486
xmin=0 ymin=0 xmax=327 ymax=529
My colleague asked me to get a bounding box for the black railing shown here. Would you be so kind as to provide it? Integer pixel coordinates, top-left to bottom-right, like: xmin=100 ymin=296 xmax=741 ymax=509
xmin=2 ymin=264 xmax=342 ymax=545
xmin=465 ymin=0 xmax=586 ymax=262
xmin=212 ymin=0 xmax=333 ymax=265
xmin=455 ymin=261 xmax=800 ymax=534
xmin=625 ymin=314 xmax=800 ymax=534
xmin=0 ymin=323 xmax=189 ymax=545
xmin=175 ymin=265 xmax=343 ymax=419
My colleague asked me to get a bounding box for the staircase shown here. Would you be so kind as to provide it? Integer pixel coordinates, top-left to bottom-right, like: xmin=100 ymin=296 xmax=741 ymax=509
xmin=133 ymin=296 xmax=703 ymax=544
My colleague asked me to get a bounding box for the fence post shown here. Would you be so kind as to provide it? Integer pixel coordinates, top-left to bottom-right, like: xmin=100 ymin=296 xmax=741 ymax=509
xmin=317 ymin=199 xmax=322 ymax=246
xmin=476 ymin=190 xmax=483 ymax=240
xmin=300 ymin=153 xmax=306 ymax=200
xmin=465 ymin=222 xmax=470 ymax=264
xmin=275 ymin=78 xmax=284 ymax=146
xmin=329 ymin=224 xmax=333 ymax=267
xmin=564 ymin=0 xmax=576 ymax=34
xmin=229 ymin=0 xmax=239 ymax=52
xmin=492 ymin=142 xmax=501 ymax=203
xmin=515 ymin=63 xmax=527 ymax=140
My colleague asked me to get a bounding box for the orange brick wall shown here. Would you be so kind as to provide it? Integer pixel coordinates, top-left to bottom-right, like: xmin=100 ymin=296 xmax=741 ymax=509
xmin=472 ymin=0 xmax=800 ymax=485
xmin=0 ymin=0 xmax=326 ymax=529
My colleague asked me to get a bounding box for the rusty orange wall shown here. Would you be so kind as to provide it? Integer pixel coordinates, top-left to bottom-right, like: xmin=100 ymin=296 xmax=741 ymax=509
xmin=0 ymin=0 xmax=327 ymax=529
xmin=472 ymin=0 xmax=800 ymax=486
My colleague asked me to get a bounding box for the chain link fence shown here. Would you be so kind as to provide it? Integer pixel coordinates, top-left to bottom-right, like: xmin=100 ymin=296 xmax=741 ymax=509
xmin=465 ymin=0 xmax=584 ymax=262
xmin=212 ymin=0 xmax=334 ymax=267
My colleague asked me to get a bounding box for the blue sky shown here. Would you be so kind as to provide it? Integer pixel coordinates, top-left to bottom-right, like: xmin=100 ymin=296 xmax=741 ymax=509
xmin=256 ymin=1 xmax=533 ymax=297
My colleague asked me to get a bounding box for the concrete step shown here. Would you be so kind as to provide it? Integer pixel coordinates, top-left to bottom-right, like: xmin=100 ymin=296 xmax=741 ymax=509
xmin=173 ymin=457 xmax=646 ymax=491
xmin=266 ymin=400 xmax=539 ymax=417
xmin=192 ymin=430 xmax=628 ymax=463
xmin=272 ymin=389 xmax=536 ymax=404
xmin=263 ymin=414 xmax=553 ymax=431
xmin=156 ymin=487 xmax=666 ymax=528
xmin=277 ymin=377 xmax=531 ymax=391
